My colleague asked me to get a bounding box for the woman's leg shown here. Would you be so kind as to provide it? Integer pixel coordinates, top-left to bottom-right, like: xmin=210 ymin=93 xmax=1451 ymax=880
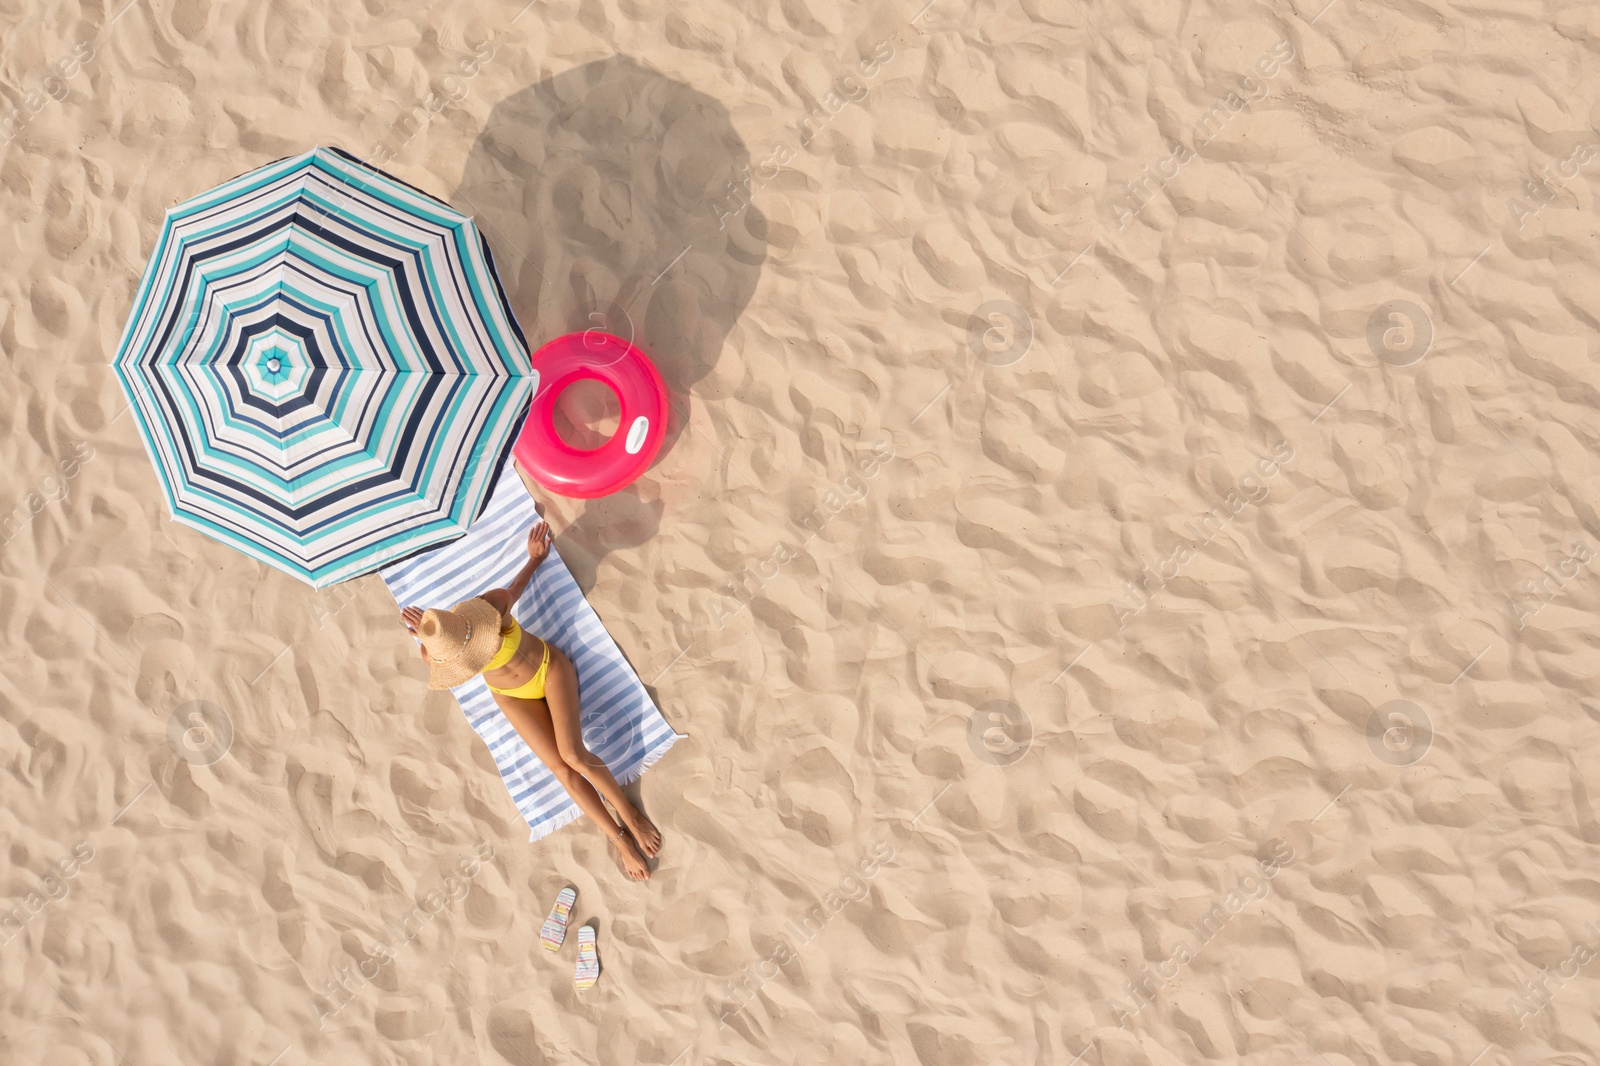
xmin=540 ymin=645 xmax=663 ymax=857
xmin=490 ymin=691 xmax=651 ymax=880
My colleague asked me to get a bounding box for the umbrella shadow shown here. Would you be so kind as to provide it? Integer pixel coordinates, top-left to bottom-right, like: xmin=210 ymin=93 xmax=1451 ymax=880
xmin=554 ymin=485 xmax=663 ymax=595
xmin=453 ymin=55 xmax=767 ymax=474
xmin=514 ymin=462 xmax=661 ymax=596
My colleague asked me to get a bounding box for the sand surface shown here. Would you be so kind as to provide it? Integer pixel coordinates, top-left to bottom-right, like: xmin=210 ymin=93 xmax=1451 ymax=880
xmin=5 ymin=0 xmax=1600 ymax=1063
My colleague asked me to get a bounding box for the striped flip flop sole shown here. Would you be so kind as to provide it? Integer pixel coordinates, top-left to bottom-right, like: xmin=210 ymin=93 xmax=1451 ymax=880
xmin=540 ymin=887 xmax=577 ymax=952
xmin=574 ymin=925 xmax=600 ymax=991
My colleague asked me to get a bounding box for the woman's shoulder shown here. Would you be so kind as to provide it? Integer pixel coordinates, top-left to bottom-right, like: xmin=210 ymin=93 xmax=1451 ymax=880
xmin=475 ymin=591 xmax=519 ymax=636
xmin=478 ymin=587 xmax=512 ymax=615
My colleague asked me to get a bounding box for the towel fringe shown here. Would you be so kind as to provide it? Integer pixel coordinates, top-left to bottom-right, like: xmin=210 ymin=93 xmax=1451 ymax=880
xmin=618 ymin=733 xmax=681 ymax=787
xmin=526 ymin=803 xmax=588 ymax=843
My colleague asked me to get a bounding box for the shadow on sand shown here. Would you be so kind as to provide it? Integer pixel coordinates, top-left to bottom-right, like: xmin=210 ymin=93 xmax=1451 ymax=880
xmin=455 ymin=56 xmax=767 ymax=590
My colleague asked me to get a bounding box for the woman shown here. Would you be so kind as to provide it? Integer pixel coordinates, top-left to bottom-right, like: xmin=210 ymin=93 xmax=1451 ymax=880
xmin=400 ymin=519 xmax=661 ymax=881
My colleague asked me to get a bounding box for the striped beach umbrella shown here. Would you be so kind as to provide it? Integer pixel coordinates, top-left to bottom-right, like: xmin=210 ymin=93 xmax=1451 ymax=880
xmin=112 ymin=147 xmax=532 ymax=588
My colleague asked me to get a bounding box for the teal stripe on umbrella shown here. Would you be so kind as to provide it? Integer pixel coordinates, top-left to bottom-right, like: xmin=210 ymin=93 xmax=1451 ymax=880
xmin=112 ymin=146 xmax=533 ymax=588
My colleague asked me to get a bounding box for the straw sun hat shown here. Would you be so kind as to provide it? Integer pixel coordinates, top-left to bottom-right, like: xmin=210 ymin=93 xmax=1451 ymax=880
xmin=416 ymin=597 xmax=505 ymax=689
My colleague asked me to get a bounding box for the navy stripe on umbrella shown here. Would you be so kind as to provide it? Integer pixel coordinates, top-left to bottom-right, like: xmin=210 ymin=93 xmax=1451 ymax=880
xmin=112 ymin=146 xmax=532 ymax=587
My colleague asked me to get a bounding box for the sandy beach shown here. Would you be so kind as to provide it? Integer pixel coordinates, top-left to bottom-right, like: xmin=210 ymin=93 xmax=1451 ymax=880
xmin=4 ymin=0 xmax=1600 ymax=1062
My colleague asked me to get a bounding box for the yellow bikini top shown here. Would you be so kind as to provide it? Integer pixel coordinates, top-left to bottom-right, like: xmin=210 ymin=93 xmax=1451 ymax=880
xmin=484 ymin=618 xmax=521 ymax=671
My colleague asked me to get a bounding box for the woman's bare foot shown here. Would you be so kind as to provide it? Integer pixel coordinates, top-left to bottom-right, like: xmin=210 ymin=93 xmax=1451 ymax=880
xmin=621 ymin=807 xmax=662 ymax=858
xmin=611 ymin=830 xmax=651 ymax=881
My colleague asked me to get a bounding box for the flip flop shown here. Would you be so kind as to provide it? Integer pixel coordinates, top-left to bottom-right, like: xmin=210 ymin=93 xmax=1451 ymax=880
xmin=540 ymin=886 xmax=577 ymax=953
xmin=574 ymin=924 xmax=601 ymax=990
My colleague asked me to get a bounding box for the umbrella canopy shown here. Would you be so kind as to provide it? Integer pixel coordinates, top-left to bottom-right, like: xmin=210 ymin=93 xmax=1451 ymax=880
xmin=112 ymin=147 xmax=532 ymax=588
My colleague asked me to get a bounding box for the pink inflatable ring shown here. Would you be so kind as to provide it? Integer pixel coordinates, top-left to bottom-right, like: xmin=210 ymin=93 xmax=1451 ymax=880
xmin=512 ymin=331 xmax=668 ymax=499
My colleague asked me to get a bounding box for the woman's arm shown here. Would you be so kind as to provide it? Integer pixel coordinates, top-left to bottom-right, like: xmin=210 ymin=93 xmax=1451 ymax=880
xmin=483 ymin=519 xmax=553 ymax=614
xmin=399 ymin=605 xmax=429 ymax=660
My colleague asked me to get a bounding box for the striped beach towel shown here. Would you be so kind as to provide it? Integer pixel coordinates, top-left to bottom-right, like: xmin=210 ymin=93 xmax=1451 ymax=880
xmin=380 ymin=465 xmax=681 ymax=841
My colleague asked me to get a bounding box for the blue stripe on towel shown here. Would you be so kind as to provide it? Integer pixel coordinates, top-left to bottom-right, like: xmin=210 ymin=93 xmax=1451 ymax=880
xmin=380 ymin=465 xmax=681 ymax=841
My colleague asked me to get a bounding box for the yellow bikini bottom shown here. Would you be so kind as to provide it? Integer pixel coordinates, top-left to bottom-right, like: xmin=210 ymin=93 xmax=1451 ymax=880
xmin=484 ymin=620 xmax=551 ymax=700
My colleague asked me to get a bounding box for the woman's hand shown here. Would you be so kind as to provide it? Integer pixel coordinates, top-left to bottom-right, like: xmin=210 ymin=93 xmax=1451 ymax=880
xmin=499 ymin=521 xmax=554 ymax=609
xmin=526 ymin=519 xmax=553 ymax=569
xmin=400 ymin=606 xmax=430 ymax=661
